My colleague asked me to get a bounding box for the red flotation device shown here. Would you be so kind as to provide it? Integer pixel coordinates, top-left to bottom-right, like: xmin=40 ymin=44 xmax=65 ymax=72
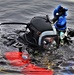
xmin=4 ymin=51 xmax=54 ymax=75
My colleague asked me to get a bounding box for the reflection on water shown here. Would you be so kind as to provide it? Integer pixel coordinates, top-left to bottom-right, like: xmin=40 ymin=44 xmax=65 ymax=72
xmin=0 ymin=0 xmax=74 ymax=75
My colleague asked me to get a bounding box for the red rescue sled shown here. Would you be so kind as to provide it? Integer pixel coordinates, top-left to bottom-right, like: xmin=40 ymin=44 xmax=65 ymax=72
xmin=4 ymin=51 xmax=54 ymax=75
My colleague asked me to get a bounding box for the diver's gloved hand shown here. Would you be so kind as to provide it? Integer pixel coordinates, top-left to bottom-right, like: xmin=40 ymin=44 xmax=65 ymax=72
xmin=46 ymin=15 xmax=51 ymax=23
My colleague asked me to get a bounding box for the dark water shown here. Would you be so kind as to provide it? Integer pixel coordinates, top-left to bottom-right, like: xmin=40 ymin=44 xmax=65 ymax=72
xmin=0 ymin=0 xmax=74 ymax=75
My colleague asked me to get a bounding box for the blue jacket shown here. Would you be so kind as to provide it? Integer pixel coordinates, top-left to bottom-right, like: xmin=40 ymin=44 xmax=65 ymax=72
xmin=54 ymin=15 xmax=66 ymax=31
xmin=53 ymin=5 xmax=68 ymax=31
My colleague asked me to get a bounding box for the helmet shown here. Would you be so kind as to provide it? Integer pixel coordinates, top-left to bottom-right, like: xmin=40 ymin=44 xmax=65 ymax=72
xmin=38 ymin=26 xmax=58 ymax=50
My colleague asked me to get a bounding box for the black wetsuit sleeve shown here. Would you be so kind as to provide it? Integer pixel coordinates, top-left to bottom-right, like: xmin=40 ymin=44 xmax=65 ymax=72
xmin=52 ymin=12 xmax=64 ymax=23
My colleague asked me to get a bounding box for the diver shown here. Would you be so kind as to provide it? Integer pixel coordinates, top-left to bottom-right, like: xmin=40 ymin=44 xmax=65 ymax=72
xmin=51 ymin=5 xmax=68 ymax=45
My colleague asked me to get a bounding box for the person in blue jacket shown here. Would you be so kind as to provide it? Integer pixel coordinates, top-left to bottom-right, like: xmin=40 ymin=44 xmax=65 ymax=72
xmin=53 ymin=5 xmax=68 ymax=32
xmin=52 ymin=5 xmax=68 ymax=45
